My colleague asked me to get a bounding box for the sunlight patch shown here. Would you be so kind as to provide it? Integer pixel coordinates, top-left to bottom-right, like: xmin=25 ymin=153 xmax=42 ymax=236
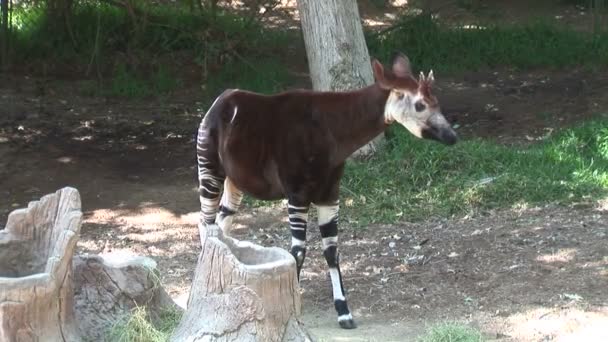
xmin=505 ymin=307 xmax=608 ymax=342
xmin=597 ymin=197 xmax=608 ymax=211
xmin=536 ymin=248 xmax=577 ymax=263
xmin=85 ymin=207 xmax=198 ymax=226
xmin=122 ymin=226 xmax=194 ymax=244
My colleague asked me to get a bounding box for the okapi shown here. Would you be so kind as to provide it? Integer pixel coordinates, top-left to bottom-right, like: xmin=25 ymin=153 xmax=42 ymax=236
xmin=196 ymin=52 xmax=457 ymax=329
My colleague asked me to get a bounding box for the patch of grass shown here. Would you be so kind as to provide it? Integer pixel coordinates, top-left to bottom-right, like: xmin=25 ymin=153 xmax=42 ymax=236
xmin=341 ymin=119 xmax=608 ymax=226
xmin=367 ymin=14 xmax=608 ymax=74
xmin=107 ymin=306 xmax=182 ymax=342
xmin=418 ymin=322 xmax=484 ymax=342
xmin=108 ymin=63 xmax=181 ymax=98
xmin=109 ymin=64 xmax=152 ymax=98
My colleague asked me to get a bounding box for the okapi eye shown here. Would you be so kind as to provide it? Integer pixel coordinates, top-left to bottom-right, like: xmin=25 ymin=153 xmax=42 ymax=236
xmin=396 ymin=92 xmax=404 ymax=100
xmin=415 ymin=101 xmax=426 ymax=112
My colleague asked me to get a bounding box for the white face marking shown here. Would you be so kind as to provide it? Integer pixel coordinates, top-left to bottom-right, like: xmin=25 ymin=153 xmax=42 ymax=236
xmin=329 ymin=268 xmax=346 ymax=301
xmin=384 ymin=90 xmax=431 ymax=138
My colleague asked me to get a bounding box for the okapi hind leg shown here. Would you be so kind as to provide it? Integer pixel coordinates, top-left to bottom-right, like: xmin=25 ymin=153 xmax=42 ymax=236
xmin=317 ymin=201 xmax=356 ymax=329
xmin=287 ymin=200 xmax=310 ymax=280
xmin=196 ymin=123 xmax=224 ymax=244
xmin=216 ymin=178 xmax=244 ymax=235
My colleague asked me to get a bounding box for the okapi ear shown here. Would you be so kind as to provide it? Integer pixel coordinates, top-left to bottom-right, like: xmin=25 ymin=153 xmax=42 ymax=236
xmin=372 ymin=59 xmax=391 ymax=89
xmin=372 ymin=59 xmax=384 ymax=80
xmin=391 ymin=52 xmax=412 ymax=78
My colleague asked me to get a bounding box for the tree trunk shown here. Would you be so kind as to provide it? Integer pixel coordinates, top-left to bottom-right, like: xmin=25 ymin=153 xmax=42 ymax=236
xmin=171 ymin=224 xmax=311 ymax=342
xmin=73 ymin=253 xmax=181 ymax=341
xmin=0 ymin=187 xmax=82 ymax=342
xmin=296 ymin=0 xmax=383 ymax=158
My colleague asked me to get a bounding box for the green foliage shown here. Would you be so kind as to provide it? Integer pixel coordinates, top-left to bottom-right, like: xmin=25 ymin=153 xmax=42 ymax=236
xmin=12 ymin=2 xmax=278 ymax=60
xmin=202 ymin=58 xmax=293 ymax=107
xmin=107 ymin=306 xmax=182 ymax=342
xmin=341 ymin=119 xmax=608 ymax=226
xmin=418 ymin=322 xmax=485 ymax=342
xmin=10 ymin=1 xmax=295 ymax=98
xmin=109 ymin=64 xmax=181 ymax=98
xmin=367 ymin=15 xmax=608 ymax=74
xmin=561 ymin=0 xmax=608 ymax=8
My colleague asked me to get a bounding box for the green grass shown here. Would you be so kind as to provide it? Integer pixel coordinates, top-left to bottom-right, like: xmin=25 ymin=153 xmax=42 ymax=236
xmin=367 ymin=14 xmax=608 ymax=74
xmin=107 ymin=306 xmax=182 ymax=342
xmin=340 ymin=119 xmax=608 ymax=226
xmin=418 ymin=322 xmax=485 ymax=342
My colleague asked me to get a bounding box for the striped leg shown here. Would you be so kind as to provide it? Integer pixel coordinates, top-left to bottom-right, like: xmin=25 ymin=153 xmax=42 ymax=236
xmin=318 ymin=202 xmax=356 ymax=329
xmin=196 ymin=123 xmax=224 ymax=243
xmin=288 ymin=201 xmax=310 ymax=280
xmin=216 ymin=177 xmax=243 ymax=235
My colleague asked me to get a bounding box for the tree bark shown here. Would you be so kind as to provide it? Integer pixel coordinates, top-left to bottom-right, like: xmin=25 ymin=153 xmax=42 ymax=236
xmin=73 ymin=253 xmax=181 ymax=341
xmin=0 ymin=187 xmax=82 ymax=342
xmin=171 ymin=224 xmax=311 ymax=342
xmin=296 ymin=0 xmax=383 ymax=158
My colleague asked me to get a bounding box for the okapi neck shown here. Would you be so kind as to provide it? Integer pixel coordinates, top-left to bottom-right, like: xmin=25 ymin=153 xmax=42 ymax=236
xmin=331 ymin=84 xmax=391 ymax=162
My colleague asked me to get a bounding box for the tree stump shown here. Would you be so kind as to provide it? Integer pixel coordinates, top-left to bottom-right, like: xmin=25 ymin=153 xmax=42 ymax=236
xmin=171 ymin=224 xmax=311 ymax=342
xmin=0 ymin=187 xmax=82 ymax=342
xmin=73 ymin=252 xmax=181 ymax=341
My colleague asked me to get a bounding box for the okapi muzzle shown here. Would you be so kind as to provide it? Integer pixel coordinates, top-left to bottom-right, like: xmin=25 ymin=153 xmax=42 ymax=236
xmin=421 ymin=112 xmax=458 ymax=146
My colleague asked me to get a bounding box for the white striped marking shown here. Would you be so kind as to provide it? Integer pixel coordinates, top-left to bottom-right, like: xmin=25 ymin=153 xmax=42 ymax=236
xmin=338 ymin=313 xmax=353 ymax=322
xmin=322 ymin=236 xmax=338 ymax=249
xmin=329 ymin=268 xmax=345 ymax=301
xmin=288 ymin=204 xmax=309 ymax=210
xmin=318 ymin=204 xmax=339 ymax=226
xmin=230 ymin=105 xmax=238 ymax=123
xmin=291 ymin=237 xmax=306 ymax=247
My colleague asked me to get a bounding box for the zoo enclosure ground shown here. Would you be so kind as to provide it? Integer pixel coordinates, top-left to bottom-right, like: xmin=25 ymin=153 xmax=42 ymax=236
xmin=1 ymin=1 xmax=608 ymax=341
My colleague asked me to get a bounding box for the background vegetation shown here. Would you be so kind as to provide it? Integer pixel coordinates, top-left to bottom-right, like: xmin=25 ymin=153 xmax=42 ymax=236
xmin=2 ymin=0 xmax=608 ymax=224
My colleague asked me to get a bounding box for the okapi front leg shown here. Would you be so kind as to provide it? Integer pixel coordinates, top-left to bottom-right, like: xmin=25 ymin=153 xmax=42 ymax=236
xmin=318 ymin=202 xmax=356 ymax=329
xmin=216 ymin=178 xmax=243 ymax=235
xmin=288 ymin=201 xmax=310 ymax=280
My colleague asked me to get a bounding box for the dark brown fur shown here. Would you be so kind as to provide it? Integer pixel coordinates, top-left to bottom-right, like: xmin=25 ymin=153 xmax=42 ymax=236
xmin=200 ymin=84 xmax=392 ymax=204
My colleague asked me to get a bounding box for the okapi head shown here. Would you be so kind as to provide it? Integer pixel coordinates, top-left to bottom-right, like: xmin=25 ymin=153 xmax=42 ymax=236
xmin=373 ymin=53 xmax=457 ymax=146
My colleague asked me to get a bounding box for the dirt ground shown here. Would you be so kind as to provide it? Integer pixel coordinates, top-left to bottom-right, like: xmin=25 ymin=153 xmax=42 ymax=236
xmin=2 ymin=1 xmax=608 ymax=341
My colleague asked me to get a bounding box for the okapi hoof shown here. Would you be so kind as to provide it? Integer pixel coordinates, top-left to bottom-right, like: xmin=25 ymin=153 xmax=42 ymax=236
xmin=339 ymin=318 xmax=357 ymax=329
